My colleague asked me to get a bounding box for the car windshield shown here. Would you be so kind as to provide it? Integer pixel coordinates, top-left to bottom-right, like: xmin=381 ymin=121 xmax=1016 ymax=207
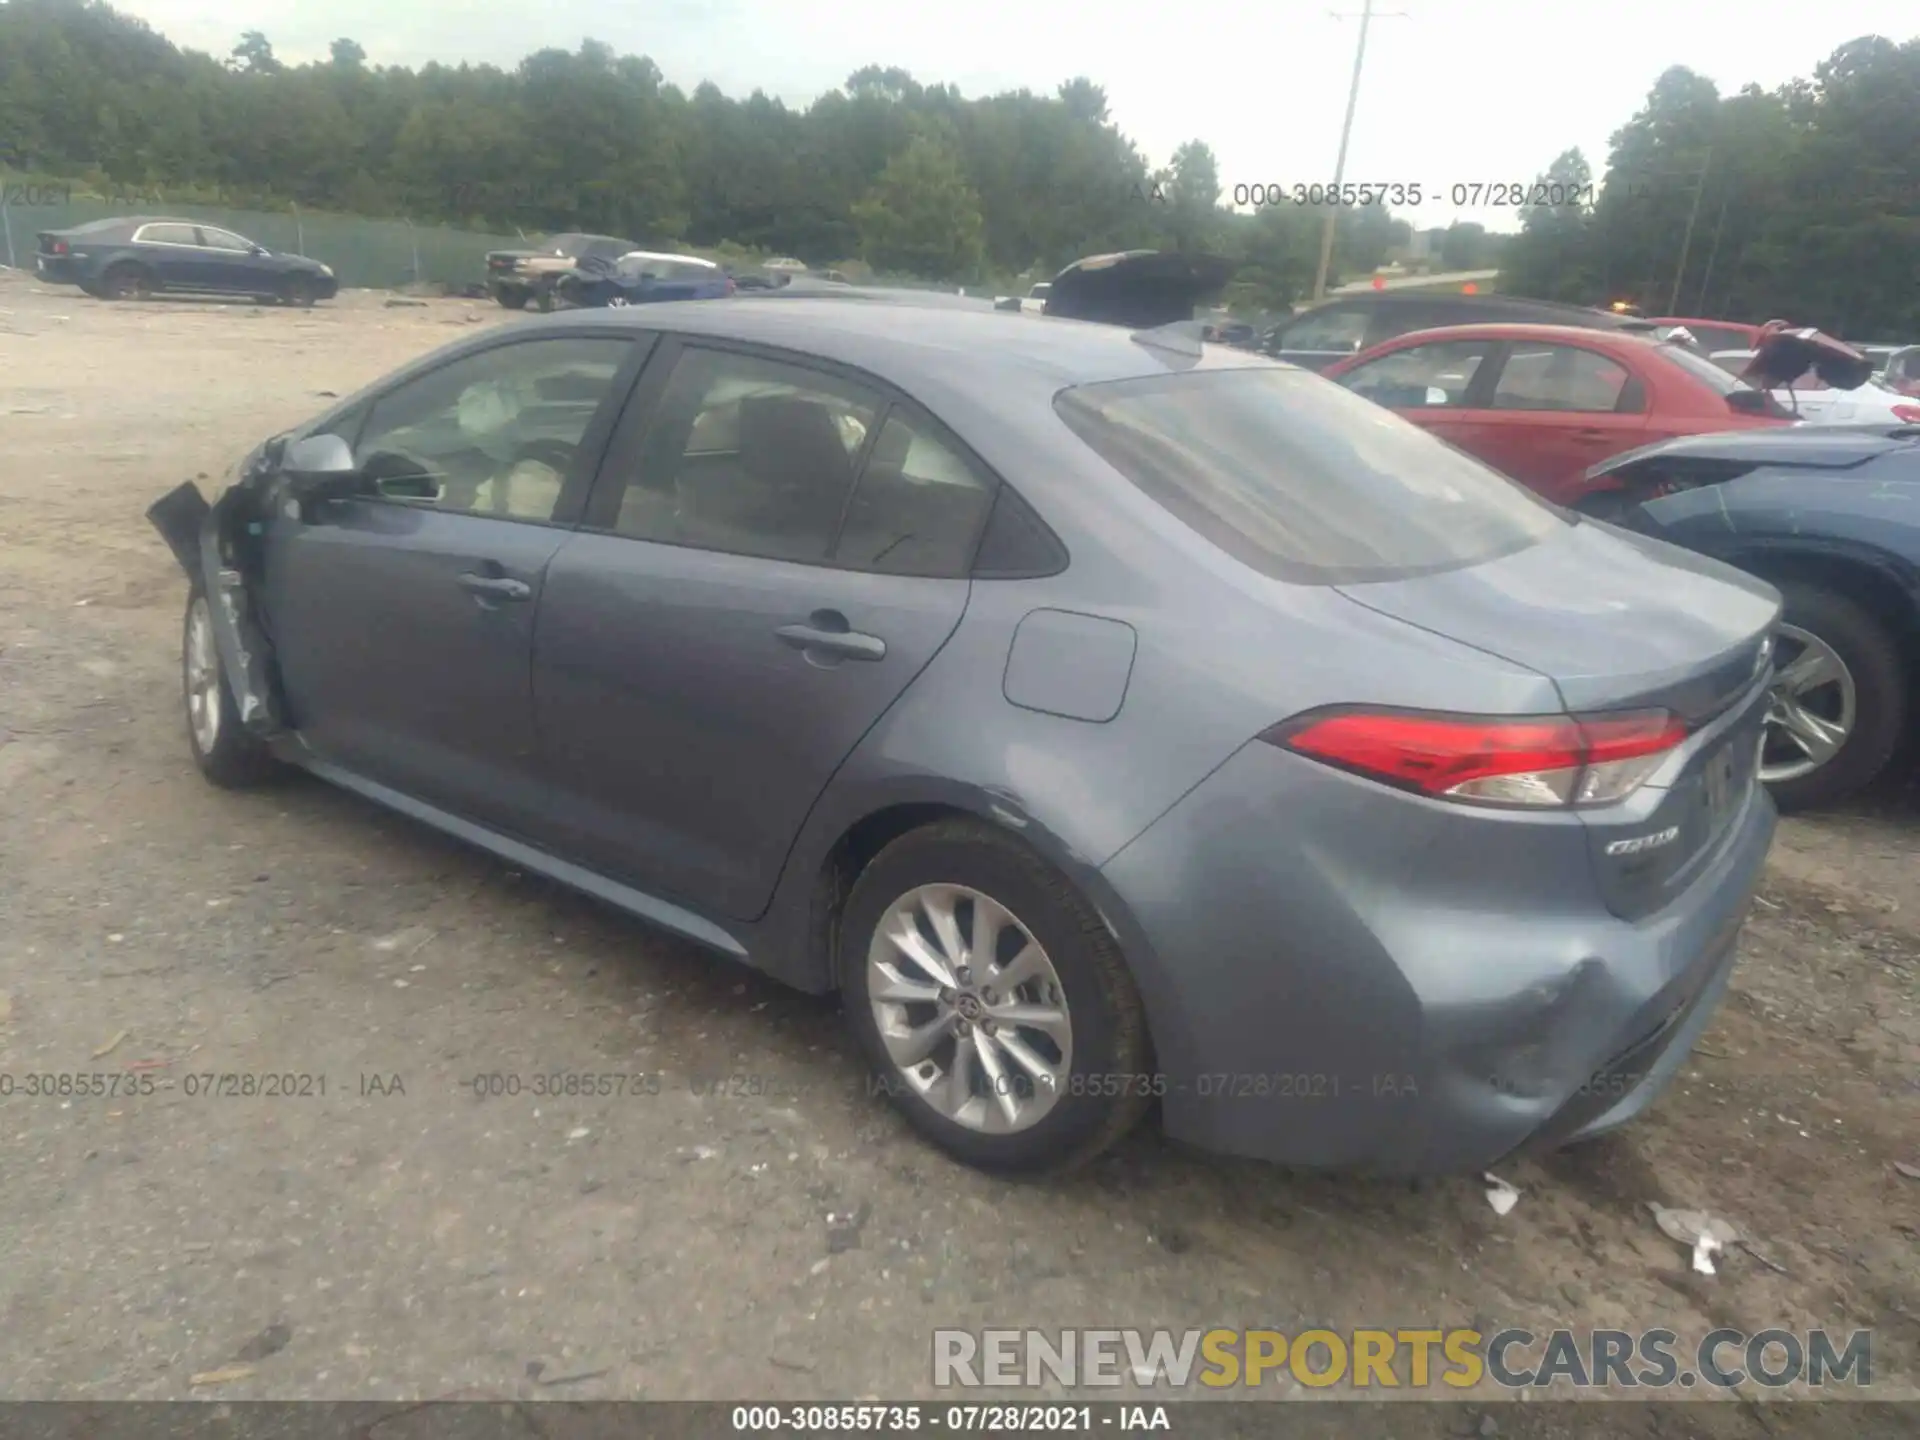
xmin=1054 ymin=366 xmax=1565 ymax=585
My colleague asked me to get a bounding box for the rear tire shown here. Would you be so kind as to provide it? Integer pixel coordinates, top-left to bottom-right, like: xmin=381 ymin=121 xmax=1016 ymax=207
xmin=101 ymin=262 xmax=154 ymax=301
xmin=535 ymin=287 xmax=555 ymax=313
xmin=1762 ymin=582 xmax=1906 ymax=812
xmin=183 ymin=587 xmax=282 ymax=790
xmin=839 ymin=819 xmax=1153 ymax=1175
xmin=495 ymin=288 xmax=529 ymax=311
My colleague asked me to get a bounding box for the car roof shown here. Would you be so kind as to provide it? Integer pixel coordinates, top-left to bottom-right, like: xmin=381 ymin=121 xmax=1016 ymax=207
xmin=548 ymin=297 xmax=1272 ymax=396
xmin=619 ymin=250 xmax=718 ymax=267
xmin=1372 ymin=321 xmax=1662 ymax=349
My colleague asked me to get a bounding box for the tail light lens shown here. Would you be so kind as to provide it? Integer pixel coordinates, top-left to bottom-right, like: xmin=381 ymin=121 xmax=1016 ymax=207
xmin=1892 ymin=404 xmax=1920 ymax=423
xmin=1267 ymin=708 xmax=1688 ymax=808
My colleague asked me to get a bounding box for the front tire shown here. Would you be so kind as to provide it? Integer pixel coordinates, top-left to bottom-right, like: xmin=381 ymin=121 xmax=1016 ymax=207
xmin=1761 ymin=582 xmax=1906 ymax=811
xmin=280 ymin=274 xmax=316 ymax=308
xmin=183 ymin=588 xmax=282 ymax=789
xmin=840 ymin=820 xmax=1153 ymax=1175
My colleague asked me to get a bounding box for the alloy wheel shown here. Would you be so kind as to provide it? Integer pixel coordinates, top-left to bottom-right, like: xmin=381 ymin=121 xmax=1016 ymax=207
xmin=185 ymin=595 xmax=222 ymax=755
xmin=865 ymin=883 xmax=1073 ymax=1134
xmin=1761 ymin=623 xmax=1856 ymax=783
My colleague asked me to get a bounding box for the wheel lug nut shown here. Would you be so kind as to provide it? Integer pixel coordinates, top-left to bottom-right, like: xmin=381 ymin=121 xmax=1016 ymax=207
xmin=981 ymin=1020 xmax=996 ymax=1035
xmin=956 ymin=966 xmax=973 ymax=985
xmin=939 ymin=988 xmax=956 ymax=1005
xmin=981 ymin=988 xmax=996 ymax=1004
xmin=955 ymin=1019 xmax=971 ymax=1036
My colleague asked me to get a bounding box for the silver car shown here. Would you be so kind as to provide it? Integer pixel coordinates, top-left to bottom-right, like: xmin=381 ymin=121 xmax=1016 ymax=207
xmin=150 ymin=298 xmax=1780 ymax=1176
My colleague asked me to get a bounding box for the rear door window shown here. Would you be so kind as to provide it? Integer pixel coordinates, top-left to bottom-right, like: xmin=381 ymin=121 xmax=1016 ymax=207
xmin=1054 ymin=367 xmax=1564 ymax=585
xmin=1490 ymin=344 xmax=1634 ymax=412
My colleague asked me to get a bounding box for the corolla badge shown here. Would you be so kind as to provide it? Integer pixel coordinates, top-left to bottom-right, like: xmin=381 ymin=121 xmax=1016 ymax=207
xmin=1606 ymin=825 xmax=1681 ymax=857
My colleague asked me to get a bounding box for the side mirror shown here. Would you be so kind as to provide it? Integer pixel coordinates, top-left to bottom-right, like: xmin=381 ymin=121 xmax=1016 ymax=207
xmin=251 ymin=244 xmax=269 ymax=257
xmin=279 ymin=433 xmax=368 ymax=502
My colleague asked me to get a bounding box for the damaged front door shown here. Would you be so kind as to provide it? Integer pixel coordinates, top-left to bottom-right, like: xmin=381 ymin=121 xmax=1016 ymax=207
xmin=260 ymin=334 xmax=641 ymax=838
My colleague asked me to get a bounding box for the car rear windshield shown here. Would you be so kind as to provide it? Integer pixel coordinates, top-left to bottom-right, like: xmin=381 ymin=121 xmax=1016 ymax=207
xmin=1660 ymin=344 xmax=1798 ymax=416
xmin=1054 ymin=367 xmax=1565 ymax=585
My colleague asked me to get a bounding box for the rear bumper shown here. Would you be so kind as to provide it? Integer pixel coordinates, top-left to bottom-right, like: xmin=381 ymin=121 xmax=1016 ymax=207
xmin=1097 ymin=740 xmax=1776 ymax=1175
xmin=33 ymin=254 xmax=82 ymax=285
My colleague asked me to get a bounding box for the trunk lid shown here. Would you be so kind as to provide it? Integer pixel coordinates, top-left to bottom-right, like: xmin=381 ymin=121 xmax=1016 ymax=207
xmin=1335 ymin=520 xmax=1779 ymax=919
xmin=1334 ymin=518 xmax=1778 ymax=721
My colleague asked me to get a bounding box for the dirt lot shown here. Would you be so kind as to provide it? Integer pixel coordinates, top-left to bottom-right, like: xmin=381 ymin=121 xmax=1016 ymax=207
xmin=0 ymin=276 xmax=1916 ymax=1427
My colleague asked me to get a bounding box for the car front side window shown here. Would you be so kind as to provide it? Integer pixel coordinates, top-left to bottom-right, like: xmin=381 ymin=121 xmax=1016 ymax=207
xmin=610 ymin=348 xmax=881 ymax=563
xmin=1339 ymin=340 xmax=1493 ymax=409
xmin=136 ymin=223 xmax=198 ymax=246
xmin=351 ymin=337 xmax=631 ymax=521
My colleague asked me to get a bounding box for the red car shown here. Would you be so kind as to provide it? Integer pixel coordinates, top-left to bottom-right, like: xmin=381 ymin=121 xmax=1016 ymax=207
xmin=1321 ymin=322 xmax=1792 ymax=508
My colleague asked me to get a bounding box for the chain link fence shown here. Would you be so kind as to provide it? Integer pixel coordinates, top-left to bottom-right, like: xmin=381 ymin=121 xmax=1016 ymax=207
xmin=0 ymin=193 xmax=528 ymax=292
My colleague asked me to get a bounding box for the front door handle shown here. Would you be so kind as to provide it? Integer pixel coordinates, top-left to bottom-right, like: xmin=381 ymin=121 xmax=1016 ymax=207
xmin=776 ymin=615 xmax=887 ymax=663
xmin=458 ymin=572 xmax=532 ymax=602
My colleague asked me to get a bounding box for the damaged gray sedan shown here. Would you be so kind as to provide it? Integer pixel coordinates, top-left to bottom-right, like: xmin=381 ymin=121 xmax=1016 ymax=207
xmin=151 ymin=298 xmax=1780 ymax=1176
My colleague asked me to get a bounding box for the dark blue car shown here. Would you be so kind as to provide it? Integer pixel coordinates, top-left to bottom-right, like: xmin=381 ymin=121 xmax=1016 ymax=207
xmin=34 ymin=215 xmax=339 ymax=304
xmin=1596 ymin=423 xmax=1920 ymax=809
xmin=553 ymin=249 xmax=734 ymax=309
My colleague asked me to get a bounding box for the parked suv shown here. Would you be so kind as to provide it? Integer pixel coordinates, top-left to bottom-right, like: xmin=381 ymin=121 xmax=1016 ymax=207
xmin=1264 ymin=292 xmax=1656 ymax=371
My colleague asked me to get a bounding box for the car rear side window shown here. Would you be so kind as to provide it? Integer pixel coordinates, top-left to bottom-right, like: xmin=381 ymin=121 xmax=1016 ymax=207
xmin=833 ymin=411 xmax=997 ymax=577
xmin=1054 ymin=367 xmax=1564 ymax=586
xmin=611 ymin=347 xmax=881 ymax=564
xmin=1490 ymin=344 xmax=1633 ymax=412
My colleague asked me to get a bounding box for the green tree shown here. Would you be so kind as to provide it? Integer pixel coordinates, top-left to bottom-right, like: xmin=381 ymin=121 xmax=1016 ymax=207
xmin=229 ymin=29 xmax=279 ymax=75
xmin=851 ymin=132 xmax=985 ymax=281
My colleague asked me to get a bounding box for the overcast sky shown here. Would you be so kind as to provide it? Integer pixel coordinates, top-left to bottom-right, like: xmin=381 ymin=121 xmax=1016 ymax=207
xmin=117 ymin=0 xmax=1914 ymax=236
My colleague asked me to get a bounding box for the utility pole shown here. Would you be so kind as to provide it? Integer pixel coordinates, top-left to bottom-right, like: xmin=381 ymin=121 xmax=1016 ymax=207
xmin=1666 ymin=147 xmax=1712 ymax=315
xmin=1311 ymin=1 xmax=1408 ymax=301
xmin=1693 ymin=182 xmax=1732 ymax=316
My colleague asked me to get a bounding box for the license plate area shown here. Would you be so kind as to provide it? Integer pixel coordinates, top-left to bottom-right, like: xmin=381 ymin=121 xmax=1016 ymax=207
xmin=1700 ymin=727 xmax=1753 ymax=836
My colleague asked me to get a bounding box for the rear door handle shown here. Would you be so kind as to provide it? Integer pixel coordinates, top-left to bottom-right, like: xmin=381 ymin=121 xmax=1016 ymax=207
xmin=458 ymin=572 xmax=532 ymax=602
xmin=776 ymin=618 xmax=887 ymax=662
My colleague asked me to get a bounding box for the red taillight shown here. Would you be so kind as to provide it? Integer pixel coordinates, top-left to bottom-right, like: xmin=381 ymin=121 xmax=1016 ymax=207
xmin=1268 ymin=708 xmax=1688 ymax=808
xmin=51 ymin=240 xmax=68 ymax=255
xmin=1892 ymin=403 xmax=1920 ymax=423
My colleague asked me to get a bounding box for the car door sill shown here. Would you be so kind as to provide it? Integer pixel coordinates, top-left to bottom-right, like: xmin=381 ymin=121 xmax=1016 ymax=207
xmin=299 ymin=757 xmax=750 ymax=959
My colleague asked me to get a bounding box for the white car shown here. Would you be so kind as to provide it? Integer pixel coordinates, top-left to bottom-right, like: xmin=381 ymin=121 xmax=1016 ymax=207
xmin=1708 ymin=349 xmax=1920 ymax=424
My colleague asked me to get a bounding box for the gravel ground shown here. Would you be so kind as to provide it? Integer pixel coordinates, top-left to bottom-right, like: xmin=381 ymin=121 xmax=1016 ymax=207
xmin=0 ymin=277 xmax=1915 ymax=1429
